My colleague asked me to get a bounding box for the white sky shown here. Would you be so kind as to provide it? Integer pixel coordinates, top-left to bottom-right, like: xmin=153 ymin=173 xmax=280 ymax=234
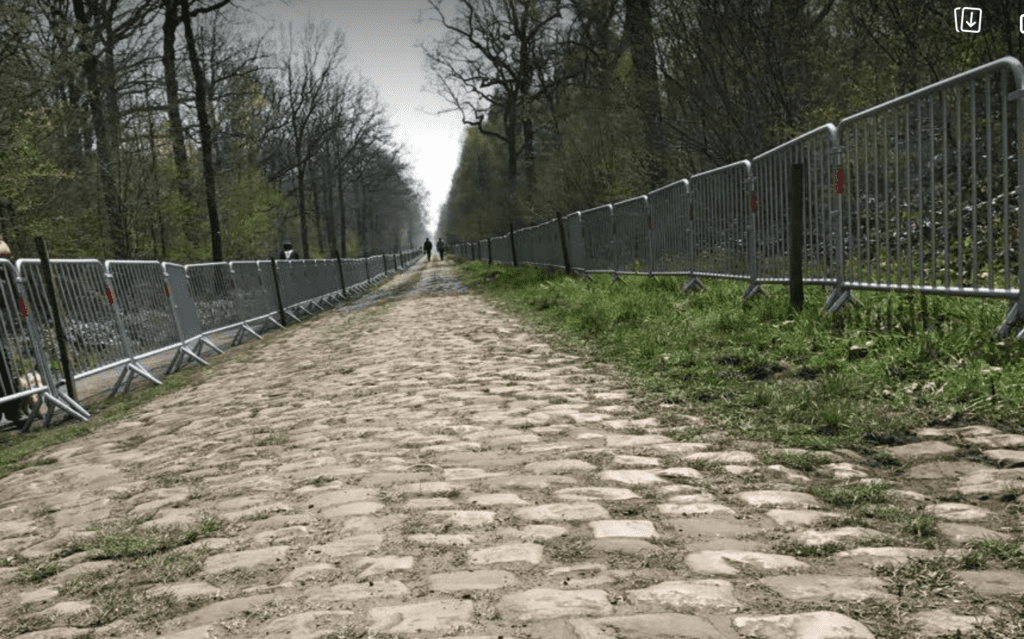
xmin=254 ymin=0 xmax=465 ymax=236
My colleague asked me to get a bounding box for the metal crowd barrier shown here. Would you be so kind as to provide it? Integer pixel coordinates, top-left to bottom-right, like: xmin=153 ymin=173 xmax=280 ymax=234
xmin=0 ymin=250 xmax=418 ymax=431
xmin=647 ymin=178 xmax=691 ymax=278
xmin=450 ymin=56 xmax=1024 ymax=337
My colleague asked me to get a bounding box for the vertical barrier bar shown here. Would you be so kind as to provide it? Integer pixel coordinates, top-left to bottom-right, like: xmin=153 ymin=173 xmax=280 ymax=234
xmin=790 ymin=164 xmax=805 ymax=310
xmin=35 ymin=237 xmax=76 ymax=402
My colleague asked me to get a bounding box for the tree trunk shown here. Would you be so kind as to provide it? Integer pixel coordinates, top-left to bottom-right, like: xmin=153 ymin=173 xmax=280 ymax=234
xmin=72 ymin=0 xmax=130 ymax=258
xmin=312 ymin=172 xmax=324 ymax=257
xmin=624 ymin=0 xmax=665 ymax=190
xmin=337 ymin=171 xmax=347 ymax=258
xmin=297 ymin=166 xmax=309 ymax=257
xmin=324 ymin=160 xmax=337 ymax=257
xmin=161 ymin=0 xmax=190 ymax=199
xmin=180 ymin=0 xmax=222 ymax=262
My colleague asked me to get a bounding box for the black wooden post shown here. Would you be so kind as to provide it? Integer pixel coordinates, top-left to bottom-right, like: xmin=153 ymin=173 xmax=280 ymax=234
xmin=790 ymin=164 xmax=805 ymax=310
xmin=556 ymin=211 xmax=572 ymax=274
xmin=270 ymin=257 xmax=287 ymax=326
xmin=334 ymin=250 xmax=347 ymax=297
xmin=509 ymin=223 xmax=518 ymax=267
xmin=35 ymin=237 xmax=76 ymax=401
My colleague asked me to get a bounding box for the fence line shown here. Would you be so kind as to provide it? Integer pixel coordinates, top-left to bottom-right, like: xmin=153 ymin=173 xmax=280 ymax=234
xmin=451 ymin=56 xmax=1024 ymax=338
xmin=0 ymin=249 xmax=422 ymax=432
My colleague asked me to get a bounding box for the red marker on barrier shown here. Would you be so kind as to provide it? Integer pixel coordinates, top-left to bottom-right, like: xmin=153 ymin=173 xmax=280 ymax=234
xmin=836 ymin=168 xmax=844 ymax=194
xmin=17 ymin=297 xmax=28 ymax=317
xmin=164 ymin=284 xmax=170 ymax=297
xmin=750 ymin=194 xmax=757 ymax=211
xmin=105 ymin=287 xmax=114 ymax=306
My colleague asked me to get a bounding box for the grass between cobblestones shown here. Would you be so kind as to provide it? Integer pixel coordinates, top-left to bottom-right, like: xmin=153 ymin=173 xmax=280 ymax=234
xmin=454 ymin=259 xmax=1024 ymax=456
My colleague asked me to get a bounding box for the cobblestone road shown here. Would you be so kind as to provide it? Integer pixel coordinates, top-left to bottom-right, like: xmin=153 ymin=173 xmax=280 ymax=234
xmin=1 ymin=258 xmax=1022 ymax=638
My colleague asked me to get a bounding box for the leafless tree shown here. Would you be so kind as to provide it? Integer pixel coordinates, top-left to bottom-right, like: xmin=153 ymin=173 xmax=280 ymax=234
xmin=423 ymin=0 xmax=566 ymax=222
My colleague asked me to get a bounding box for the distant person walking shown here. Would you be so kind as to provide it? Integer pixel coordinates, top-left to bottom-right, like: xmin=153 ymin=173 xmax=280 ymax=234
xmin=279 ymin=241 xmax=300 ymax=260
xmin=423 ymin=238 xmax=433 ymax=262
xmin=437 ymin=239 xmax=446 ymax=261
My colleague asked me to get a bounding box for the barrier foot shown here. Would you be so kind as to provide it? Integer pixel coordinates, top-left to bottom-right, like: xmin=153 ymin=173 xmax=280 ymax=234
xmin=681 ymin=277 xmax=705 ymax=293
xmin=23 ymin=391 xmax=90 ymax=431
xmin=232 ymin=323 xmax=262 ymax=347
xmin=743 ymin=282 xmax=766 ymax=301
xmin=260 ymin=315 xmax=285 ymax=332
xmin=112 ymin=361 xmax=162 ymax=396
xmin=823 ymin=287 xmax=855 ymax=314
xmin=192 ymin=336 xmax=224 ymax=360
xmin=166 ymin=345 xmax=210 ymax=376
xmin=998 ymin=302 xmax=1022 ymax=339
xmin=610 ymin=272 xmax=622 ymax=284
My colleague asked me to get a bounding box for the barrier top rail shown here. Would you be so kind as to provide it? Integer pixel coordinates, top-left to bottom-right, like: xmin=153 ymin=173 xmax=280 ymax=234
xmin=838 ymin=56 xmax=1024 ymax=126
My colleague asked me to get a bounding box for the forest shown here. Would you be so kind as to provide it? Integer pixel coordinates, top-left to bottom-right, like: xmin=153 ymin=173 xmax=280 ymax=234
xmin=433 ymin=0 xmax=1024 ymax=244
xmin=0 ymin=0 xmax=429 ymax=263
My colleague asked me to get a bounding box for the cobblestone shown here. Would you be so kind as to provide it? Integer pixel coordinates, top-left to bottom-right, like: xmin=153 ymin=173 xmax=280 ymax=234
xmin=0 ymin=259 xmax=1021 ymax=639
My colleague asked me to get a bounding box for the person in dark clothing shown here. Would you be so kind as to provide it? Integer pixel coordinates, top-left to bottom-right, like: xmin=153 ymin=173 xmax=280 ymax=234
xmin=279 ymin=241 xmax=300 ymax=259
xmin=423 ymin=238 xmax=433 ymax=262
xmin=437 ymin=239 xmax=446 ymax=261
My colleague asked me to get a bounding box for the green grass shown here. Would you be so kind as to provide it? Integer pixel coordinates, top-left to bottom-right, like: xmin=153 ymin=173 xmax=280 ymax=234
xmin=812 ymin=481 xmax=892 ymax=507
xmin=455 ymin=260 xmax=1024 ymax=453
xmin=62 ymin=514 xmax=226 ymax=560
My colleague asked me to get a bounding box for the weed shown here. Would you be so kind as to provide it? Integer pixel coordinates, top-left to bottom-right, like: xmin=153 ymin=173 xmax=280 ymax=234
xmin=959 ymin=538 xmax=1024 ymax=570
xmin=812 ymin=481 xmax=892 ymax=507
xmin=773 ymin=539 xmax=848 ymax=557
xmin=15 ymin=558 xmax=59 ymax=584
xmin=761 ymin=450 xmax=833 ymax=472
xmin=64 ymin=514 xmax=225 ymax=560
xmin=545 ymin=532 xmax=596 ymax=563
xmin=875 ymin=556 xmax=964 ymax=600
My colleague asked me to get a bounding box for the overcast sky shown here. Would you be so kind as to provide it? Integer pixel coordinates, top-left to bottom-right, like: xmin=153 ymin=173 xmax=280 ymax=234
xmin=256 ymin=0 xmax=464 ymax=236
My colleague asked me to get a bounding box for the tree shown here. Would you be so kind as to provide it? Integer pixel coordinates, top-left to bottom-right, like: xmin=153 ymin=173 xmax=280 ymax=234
xmin=423 ymin=0 xmax=566 ymax=224
xmin=71 ymin=0 xmax=161 ymax=258
xmin=623 ymin=0 xmax=663 ymax=189
xmin=270 ymin=20 xmax=347 ymax=258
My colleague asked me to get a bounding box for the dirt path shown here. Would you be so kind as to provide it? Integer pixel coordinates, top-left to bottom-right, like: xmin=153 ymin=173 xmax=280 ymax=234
xmin=1 ymin=259 xmax=1022 ymax=639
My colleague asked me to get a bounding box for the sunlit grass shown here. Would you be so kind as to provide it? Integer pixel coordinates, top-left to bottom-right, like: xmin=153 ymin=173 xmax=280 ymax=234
xmin=456 ymin=259 xmax=1024 ymax=452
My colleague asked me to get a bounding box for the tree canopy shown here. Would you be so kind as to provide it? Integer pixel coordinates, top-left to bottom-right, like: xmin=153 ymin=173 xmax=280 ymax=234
xmin=0 ymin=0 xmax=427 ymax=261
xmin=433 ymin=0 xmax=1016 ymax=245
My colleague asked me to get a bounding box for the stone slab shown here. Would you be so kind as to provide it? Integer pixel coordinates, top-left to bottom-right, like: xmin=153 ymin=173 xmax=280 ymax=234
xmin=498 ymin=588 xmax=613 ymax=621
xmin=368 ymin=599 xmax=474 ymax=634
xmin=515 ymin=503 xmax=610 ymax=522
xmin=733 ymin=611 xmax=874 ymax=639
xmin=627 ymin=579 xmax=741 ymax=612
xmin=685 ymin=551 xmax=809 ymax=576
xmin=736 ymin=491 xmax=822 ymax=509
xmin=203 ymin=546 xmax=289 ymax=575
xmin=428 ymin=570 xmax=518 ymax=592
xmin=590 ymin=520 xmax=658 ymax=539
xmin=468 ymin=543 xmax=544 ymax=565
xmin=760 ymin=574 xmax=894 ymax=602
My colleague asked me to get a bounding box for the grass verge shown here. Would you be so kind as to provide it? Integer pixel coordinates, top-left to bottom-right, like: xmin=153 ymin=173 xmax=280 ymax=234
xmin=454 ymin=260 xmax=1024 ymax=453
